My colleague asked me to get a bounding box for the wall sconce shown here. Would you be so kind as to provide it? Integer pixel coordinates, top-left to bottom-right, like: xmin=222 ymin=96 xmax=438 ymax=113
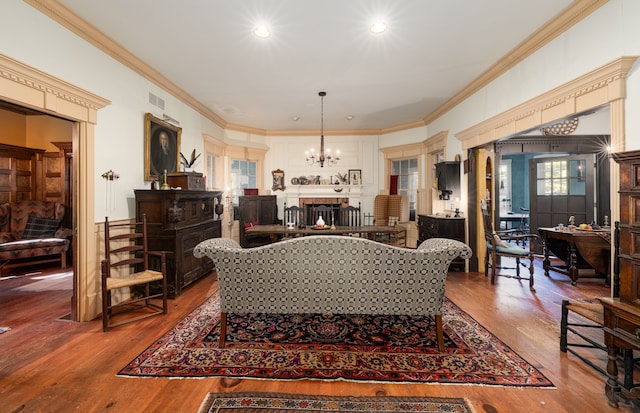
xmin=101 ymin=170 xmax=119 ymax=212
xmin=101 ymin=170 xmax=119 ymax=181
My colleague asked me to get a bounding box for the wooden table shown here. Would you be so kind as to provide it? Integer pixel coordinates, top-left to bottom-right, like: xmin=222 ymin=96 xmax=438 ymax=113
xmin=246 ymin=224 xmax=403 ymax=243
xmin=538 ymin=227 xmax=611 ymax=286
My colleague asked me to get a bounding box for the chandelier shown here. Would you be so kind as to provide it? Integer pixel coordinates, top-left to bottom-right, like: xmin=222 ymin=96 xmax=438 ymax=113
xmin=305 ymin=91 xmax=340 ymax=167
xmin=540 ymin=118 xmax=579 ymax=136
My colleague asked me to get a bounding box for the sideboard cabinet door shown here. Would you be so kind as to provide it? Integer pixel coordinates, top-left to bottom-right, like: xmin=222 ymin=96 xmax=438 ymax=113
xmin=418 ymin=214 xmax=466 ymax=271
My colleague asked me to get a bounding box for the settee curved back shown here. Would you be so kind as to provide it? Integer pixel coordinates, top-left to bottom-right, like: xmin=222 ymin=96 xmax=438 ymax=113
xmin=194 ymin=235 xmax=471 ymax=316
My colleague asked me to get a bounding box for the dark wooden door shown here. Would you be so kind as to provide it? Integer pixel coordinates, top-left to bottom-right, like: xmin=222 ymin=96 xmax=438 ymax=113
xmin=529 ymin=154 xmax=595 ymax=245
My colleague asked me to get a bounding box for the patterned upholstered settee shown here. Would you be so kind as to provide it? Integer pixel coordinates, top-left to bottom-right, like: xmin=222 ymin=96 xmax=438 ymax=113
xmin=194 ymin=235 xmax=472 ymax=352
xmin=0 ymin=200 xmax=71 ymax=273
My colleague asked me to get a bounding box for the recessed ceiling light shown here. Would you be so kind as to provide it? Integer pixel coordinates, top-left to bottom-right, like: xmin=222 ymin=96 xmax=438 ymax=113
xmin=291 ymin=116 xmax=300 ymax=121
xmin=254 ymin=25 xmax=271 ymax=38
xmin=370 ymin=21 xmax=388 ymax=34
xmin=346 ymin=115 xmax=354 ymax=121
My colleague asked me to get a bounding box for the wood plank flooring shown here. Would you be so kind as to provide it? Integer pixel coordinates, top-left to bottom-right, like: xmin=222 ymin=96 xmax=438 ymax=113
xmin=0 ymin=260 xmax=633 ymax=413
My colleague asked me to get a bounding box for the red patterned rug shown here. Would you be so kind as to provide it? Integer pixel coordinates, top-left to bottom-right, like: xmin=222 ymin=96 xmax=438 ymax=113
xmin=198 ymin=392 xmax=475 ymax=413
xmin=119 ymin=292 xmax=552 ymax=387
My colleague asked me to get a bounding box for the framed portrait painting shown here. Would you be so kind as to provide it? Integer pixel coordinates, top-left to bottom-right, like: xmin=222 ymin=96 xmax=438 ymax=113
xmin=348 ymin=169 xmax=362 ymax=185
xmin=144 ymin=113 xmax=182 ymax=181
xmin=272 ymin=169 xmax=285 ymax=191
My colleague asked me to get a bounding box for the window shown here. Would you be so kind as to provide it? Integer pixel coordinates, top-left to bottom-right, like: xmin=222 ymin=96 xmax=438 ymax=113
xmin=231 ymin=159 xmax=257 ymax=203
xmin=498 ymin=159 xmax=512 ymax=214
xmin=392 ymin=158 xmax=418 ymax=220
xmin=536 ymin=159 xmax=586 ymax=196
xmin=206 ymin=153 xmax=215 ymax=190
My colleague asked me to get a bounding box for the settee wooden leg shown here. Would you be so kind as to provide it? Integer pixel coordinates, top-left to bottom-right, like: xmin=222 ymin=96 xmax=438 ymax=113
xmin=435 ymin=314 xmax=445 ymax=353
xmin=219 ymin=312 xmax=227 ymax=348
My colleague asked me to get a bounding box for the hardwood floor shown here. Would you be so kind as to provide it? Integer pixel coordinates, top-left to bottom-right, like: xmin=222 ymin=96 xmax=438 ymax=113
xmin=0 ymin=260 xmax=633 ymax=413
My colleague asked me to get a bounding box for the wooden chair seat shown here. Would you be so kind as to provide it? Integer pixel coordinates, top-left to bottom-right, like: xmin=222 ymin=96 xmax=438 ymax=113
xmin=105 ymin=270 xmax=164 ymax=290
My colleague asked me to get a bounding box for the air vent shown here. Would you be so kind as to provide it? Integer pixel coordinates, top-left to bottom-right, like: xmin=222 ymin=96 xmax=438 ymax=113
xmin=148 ymin=92 xmax=165 ymax=110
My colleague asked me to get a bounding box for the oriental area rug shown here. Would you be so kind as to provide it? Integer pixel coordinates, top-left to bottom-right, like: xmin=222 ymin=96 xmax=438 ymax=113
xmin=119 ymin=293 xmax=553 ymax=387
xmin=197 ymin=392 xmax=475 ymax=413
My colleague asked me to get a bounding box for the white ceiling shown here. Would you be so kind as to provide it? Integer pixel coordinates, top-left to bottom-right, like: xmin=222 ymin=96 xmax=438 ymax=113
xmin=58 ymin=0 xmax=576 ymax=133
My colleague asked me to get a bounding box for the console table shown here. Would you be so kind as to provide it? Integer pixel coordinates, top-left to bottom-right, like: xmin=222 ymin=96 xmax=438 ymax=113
xmin=135 ymin=189 xmax=223 ymax=297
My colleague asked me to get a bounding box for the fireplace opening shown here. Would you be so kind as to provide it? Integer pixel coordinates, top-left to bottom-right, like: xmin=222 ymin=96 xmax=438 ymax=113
xmin=299 ymin=197 xmax=349 ymax=226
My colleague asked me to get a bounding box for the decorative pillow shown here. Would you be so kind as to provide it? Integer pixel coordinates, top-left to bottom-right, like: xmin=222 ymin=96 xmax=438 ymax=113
xmin=0 ymin=232 xmax=16 ymax=243
xmin=492 ymin=232 xmax=509 ymax=248
xmin=244 ymin=221 xmax=260 ymax=230
xmin=22 ymin=217 xmax=61 ymax=239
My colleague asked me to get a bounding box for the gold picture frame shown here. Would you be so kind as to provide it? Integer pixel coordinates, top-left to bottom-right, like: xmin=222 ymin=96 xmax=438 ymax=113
xmin=144 ymin=113 xmax=182 ymax=181
xmin=272 ymin=169 xmax=286 ymax=191
xmin=348 ymin=169 xmax=362 ymax=185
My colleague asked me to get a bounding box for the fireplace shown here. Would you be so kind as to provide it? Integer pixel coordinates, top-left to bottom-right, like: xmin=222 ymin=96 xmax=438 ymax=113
xmin=282 ymin=186 xmax=362 ymax=226
xmin=300 ymin=197 xmax=348 ymax=226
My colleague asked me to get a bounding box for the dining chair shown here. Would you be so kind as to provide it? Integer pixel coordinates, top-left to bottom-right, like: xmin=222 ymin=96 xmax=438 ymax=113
xmin=283 ymin=203 xmax=304 ymax=228
xmin=312 ymin=205 xmax=333 ymax=227
xmin=339 ymin=203 xmax=361 ymax=226
xmin=481 ymin=200 xmax=540 ymax=291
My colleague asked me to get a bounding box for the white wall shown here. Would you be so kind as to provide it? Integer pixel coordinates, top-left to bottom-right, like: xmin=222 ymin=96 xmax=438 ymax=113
xmin=266 ymin=134 xmax=380 ymax=218
xmin=0 ymin=1 xmax=225 ymax=220
xmin=2 ymin=0 xmax=640 ymax=227
xmin=427 ymin=0 xmax=640 ymax=151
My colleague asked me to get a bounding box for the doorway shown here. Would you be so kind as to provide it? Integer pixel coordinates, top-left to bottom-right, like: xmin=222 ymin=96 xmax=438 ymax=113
xmin=529 ymin=154 xmax=595 ymax=231
xmin=0 ymin=101 xmax=76 ymax=320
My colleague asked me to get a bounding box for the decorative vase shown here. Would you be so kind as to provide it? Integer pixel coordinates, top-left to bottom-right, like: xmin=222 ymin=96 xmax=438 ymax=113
xmin=316 ymin=216 xmax=325 ymax=228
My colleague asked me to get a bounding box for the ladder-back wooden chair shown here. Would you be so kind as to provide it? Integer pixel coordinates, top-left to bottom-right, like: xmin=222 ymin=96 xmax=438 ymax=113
xmin=481 ymin=200 xmax=540 ymax=291
xmin=102 ymin=214 xmax=168 ymax=331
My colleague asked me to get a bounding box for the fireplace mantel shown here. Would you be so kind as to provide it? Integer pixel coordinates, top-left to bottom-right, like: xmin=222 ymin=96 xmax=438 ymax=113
xmin=283 ymin=185 xmax=362 ymax=208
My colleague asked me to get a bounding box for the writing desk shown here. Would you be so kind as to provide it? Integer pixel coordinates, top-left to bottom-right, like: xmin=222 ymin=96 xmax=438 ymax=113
xmin=538 ymin=227 xmax=611 ymax=286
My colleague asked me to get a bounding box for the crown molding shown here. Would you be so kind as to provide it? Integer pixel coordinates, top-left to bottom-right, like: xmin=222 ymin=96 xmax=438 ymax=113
xmin=423 ymin=0 xmax=609 ymax=125
xmin=27 ymin=0 xmax=607 ymax=136
xmin=0 ymin=53 xmax=110 ymax=122
xmin=456 ymin=56 xmax=638 ymax=149
xmin=25 ymin=0 xmax=228 ymax=127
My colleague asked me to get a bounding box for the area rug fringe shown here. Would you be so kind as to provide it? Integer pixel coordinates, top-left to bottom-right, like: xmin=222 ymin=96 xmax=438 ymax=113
xmin=197 ymin=392 xmax=478 ymax=413
xmin=118 ymin=373 xmax=554 ymax=389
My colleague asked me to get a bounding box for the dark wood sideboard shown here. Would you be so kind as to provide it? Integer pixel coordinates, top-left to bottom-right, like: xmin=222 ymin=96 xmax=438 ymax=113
xmin=601 ymin=150 xmax=640 ymax=409
xmin=135 ymin=189 xmax=223 ymax=297
xmin=238 ymin=195 xmax=278 ymax=248
xmin=418 ymin=214 xmax=466 ymax=271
